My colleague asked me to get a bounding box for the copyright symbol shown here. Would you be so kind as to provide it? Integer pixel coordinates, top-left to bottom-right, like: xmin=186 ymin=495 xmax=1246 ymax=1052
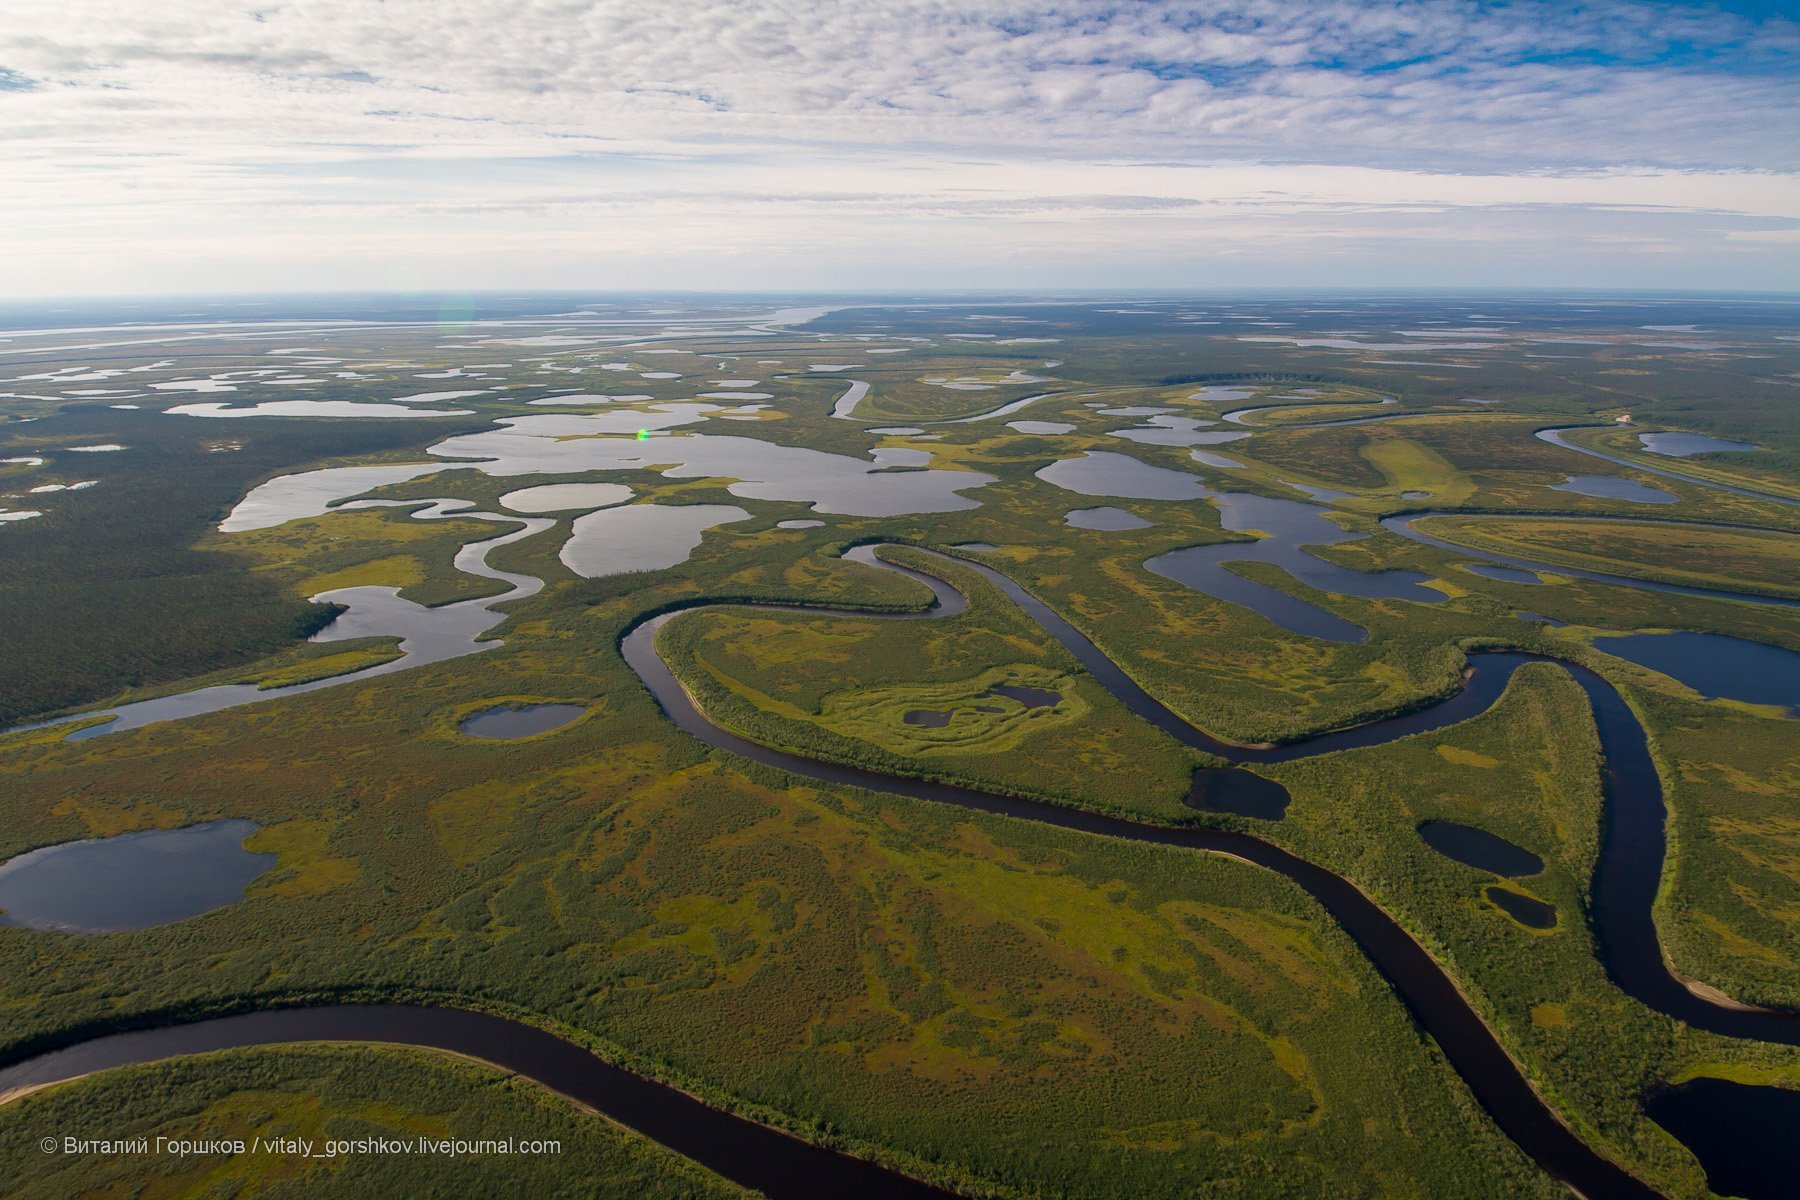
xmin=41 ymin=1137 xmax=57 ymax=1154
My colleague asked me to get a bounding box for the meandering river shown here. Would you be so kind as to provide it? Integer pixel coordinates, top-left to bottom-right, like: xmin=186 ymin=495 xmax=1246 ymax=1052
xmin=23 ymin=542 xmax=1800 ymax=1197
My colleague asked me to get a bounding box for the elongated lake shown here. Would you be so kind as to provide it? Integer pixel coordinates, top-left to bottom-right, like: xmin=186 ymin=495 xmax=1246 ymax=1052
xmin=1596 ymin=632 xmax=1800 ymax=712
xmin=460 ymin=703 xmax=586 ymax=739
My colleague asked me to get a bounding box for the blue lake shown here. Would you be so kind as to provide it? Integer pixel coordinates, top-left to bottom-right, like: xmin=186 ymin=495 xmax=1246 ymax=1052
xmin=460 ymin=703 xmax=586 ymax=738
xmin=1597 ymin=632 xmax=1800 ymax=712
xmin=1550 ymin=475 xmax=1676 ymax=504
xmin=1638 ymin=432 xmax=1759 ymax=457
xmin=0 ymin=820 xmax=275 ymax=933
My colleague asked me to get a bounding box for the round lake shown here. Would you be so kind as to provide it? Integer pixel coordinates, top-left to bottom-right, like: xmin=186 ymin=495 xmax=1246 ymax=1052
xmin=459 ymin=703 xmax=586 ymax=739
xmin=0 ymin=820 xmax=275 ymax=933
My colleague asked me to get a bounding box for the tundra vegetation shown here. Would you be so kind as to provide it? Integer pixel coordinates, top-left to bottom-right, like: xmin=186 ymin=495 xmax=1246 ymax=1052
xmin=1 ymin=295 xmax=1795 ymax=1198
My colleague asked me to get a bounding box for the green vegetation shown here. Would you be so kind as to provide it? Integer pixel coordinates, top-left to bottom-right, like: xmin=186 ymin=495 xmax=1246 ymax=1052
xmin=1570 ymin=425 xmax=1800 ymax=502
xmin=3 ymin=301 xmax=1798 ymax=1199
xmin=1413 ymin=515 xmax=1800 ymax=599
xmin=1259 ymin=666 xmax=1794 ymax=1196
xmin=0 ymin=1044 xmax=748 ymax=1200
xmin=658 ymin=545 xmax=1202 ymax=820
xmin=1639 ymin=685 xmax=1800 ymax=1010
xmin=224 ymin=505 xmax=517 ymax=608
xmin=0 ymin=409 xmax=469 ymax=727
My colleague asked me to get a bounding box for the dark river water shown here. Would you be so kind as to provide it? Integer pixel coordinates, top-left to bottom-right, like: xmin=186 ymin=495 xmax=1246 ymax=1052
xmin=1643 ymin=1077 xmax=1800 ymax=1200
xmin=0 ymin=1005 xmax=956 ymax=1200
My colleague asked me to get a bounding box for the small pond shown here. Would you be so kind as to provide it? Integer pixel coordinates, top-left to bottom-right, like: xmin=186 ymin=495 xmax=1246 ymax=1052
xmin=1463 ymin=563 xmax=1544 ymax=585
xmin=0 ymin=820 xmax=275 ymax=933
xmin=460 ymin=703 xmax=586 ymax=739
xmin=1107 ymin=415 xmax=1224 ymax=446
xmin=987 ymin=683 xmax=1060 ymax=708
xmin=1184 ymin=769 xmax=1291 ymax=820
xmin=1484 ymin=886 xmax=1556 ymax=929
xmin=1418 ymin=821 xmax=1543 ymax=877
xmin=1549 ymin=475 xmax=1676 ymax=504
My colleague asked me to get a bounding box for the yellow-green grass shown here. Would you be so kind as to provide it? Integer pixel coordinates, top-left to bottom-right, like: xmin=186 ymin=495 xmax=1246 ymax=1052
xmin=253 ymin=641 xmax=406 ymax=690
xmin=1632 ymin=683 xmax=1800 ymax=1011
xmin=1242 ymin=414 xmax=1593 ymax=491
xmin=1359 ymin=436 xmax=1479 ymax=504
xmin=720 ymin=660 xmax=1088 ymax=758
xmin=219 ymin=506 xmax=515 ymax=607
xmin=0 ymin=527 xmax=1561 ymax=1199
xmin=1237 ymin=401 xmax=1401 ymax=426
xmin=0 ymin=1044 xmax=750 ymax=1200
xmin=1414 ymin=516 xmax=1800 ymax=600
xmin=8 ymin=329 xmax=1800 ymax=1199
xmin=657 ymin=547 xmax=1203 ymax=820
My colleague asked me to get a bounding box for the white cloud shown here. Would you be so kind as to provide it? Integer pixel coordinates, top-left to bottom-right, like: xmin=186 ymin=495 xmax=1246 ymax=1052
xmin=0 ymin=1 xmax=1794 ymax=293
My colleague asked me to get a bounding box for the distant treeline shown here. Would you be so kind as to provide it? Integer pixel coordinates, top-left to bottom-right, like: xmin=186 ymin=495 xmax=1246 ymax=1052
xmin=0 ymin=406 xmax=455 ymax=727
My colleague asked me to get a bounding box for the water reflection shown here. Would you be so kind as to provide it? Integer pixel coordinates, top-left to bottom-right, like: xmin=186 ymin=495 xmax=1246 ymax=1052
xmin=562 ymin=504 xmax=753 ymax=577
xmin=1147 ymin=491 xmax=1444 ymax=643
xmin=1040 ymin=451 xmax=1445 ymax=642
xmin=1485 ymin=886 xmax=1556 ymax=929
xmin=1639 ymin=431 xmax=1759 ymax=457
xmin=1549 ymin=476 xmax=1676 ymax=504
xmin=460 ymin=703 xmax=586 ymax=739
xmin=43 ymin=502 xmax=552 ymax=740
xmin=0 ymin=820 xmax=274 ymax=932
xmin=232 ymin=417 xmax=996 ymax=523
xmin=1597 ymin=632 xmax=1800 ymax=712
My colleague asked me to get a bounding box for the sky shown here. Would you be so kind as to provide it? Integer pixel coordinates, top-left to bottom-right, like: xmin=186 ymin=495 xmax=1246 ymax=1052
xmin=2 ymin=0 xmax=1796 ymax=297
